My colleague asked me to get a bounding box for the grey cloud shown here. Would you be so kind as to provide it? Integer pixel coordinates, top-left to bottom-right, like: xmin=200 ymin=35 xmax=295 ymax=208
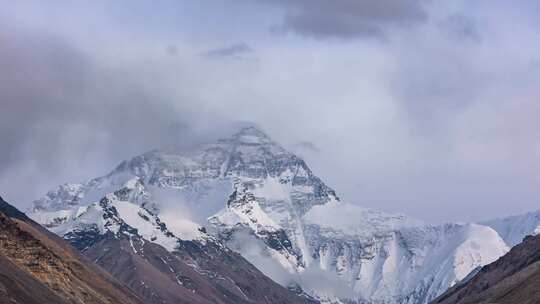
xmin=166 ymin=44 xmax=179 ymax=56
xmin=294 ymin=141 xmax=320 ymax=153
xmin=439 ymin=14 xmax=481 ymax=42
xmin=264 ymin=0 xmax=427 ymax=39
xmin=389 ymin=38 xmax=487 ymax=133
xmin=0 ymin=27 xmax=203 ymax=207
xmin=204 ymin=43 xmax=254 ymax=58
xmin=2 ymin=1 xmax=540 ymax=225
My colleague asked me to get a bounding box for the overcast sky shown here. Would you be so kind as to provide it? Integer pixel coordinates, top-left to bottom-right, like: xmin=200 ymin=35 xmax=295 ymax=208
xmin=1 ymin=0 xmax=539 ymax=223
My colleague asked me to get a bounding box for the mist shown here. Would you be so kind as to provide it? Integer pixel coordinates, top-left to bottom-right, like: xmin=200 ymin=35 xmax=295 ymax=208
xmin=1 ymin=1 xmax=540 ymax=223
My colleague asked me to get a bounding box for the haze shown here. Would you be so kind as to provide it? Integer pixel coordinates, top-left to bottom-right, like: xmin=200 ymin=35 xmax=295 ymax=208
xmin=1 ymin=0 xmax=539 ymax=223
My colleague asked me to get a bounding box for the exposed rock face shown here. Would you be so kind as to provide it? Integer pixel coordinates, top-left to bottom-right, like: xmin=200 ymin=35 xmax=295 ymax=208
xmin=84 ymin=234 xmax=314 ymax=304
xmin=0 ymin=254 xmax=68 ymax=304
xmin=0 ymin=196 xmax=143 ymax=304
xmin=29 ymin=126 xmax=509 ymax=304
xmin=433 ymin=232 xmax=540 ymax=304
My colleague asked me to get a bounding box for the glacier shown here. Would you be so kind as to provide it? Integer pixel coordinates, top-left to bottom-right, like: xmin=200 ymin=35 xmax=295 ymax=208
xmin=28 ymin=126 xmax=511 ymax=304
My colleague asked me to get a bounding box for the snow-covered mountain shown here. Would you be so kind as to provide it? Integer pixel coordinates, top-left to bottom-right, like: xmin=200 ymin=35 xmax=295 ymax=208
xmin=481 ymin=211 xmax=540 ymax=248
xmin=434 ymin=227 xmax=540 ymax=304
xmin=28 ymin=126 xmax=509 ymax=304
xmin=29 ymin=174 xmax=309 ymax=304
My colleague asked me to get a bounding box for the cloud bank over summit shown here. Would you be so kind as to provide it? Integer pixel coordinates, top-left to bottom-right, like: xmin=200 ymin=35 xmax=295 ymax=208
xmin=261 ymin=0 xmax=427 ymax=39
xmin=1 ymin=1 xmax=540 ymax=223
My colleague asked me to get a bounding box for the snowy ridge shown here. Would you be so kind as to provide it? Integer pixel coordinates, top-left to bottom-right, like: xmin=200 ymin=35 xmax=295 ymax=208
xmin=30 ymin=177 xmax=210 ymax=253
xmin=481 ymin=210 xmax=540 ymax=247
xmin=29 ymin=126 xmax=510 ymax=304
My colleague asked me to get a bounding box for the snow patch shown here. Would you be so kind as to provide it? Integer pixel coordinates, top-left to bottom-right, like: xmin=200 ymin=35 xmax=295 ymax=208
xmin=159 ymin=213 xmax=204 ymax=241
xmin=111 ymin=199 xmax=179 ymax=251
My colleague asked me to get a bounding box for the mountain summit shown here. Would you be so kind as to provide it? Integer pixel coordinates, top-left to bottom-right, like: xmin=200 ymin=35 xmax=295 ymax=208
xmin=228 ymin=126 xmax=273 ymax=144
xmin=29 ymin=127 xmax=508 ymax=304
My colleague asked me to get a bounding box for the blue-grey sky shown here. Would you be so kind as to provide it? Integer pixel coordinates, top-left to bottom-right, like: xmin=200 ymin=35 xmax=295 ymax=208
xmin=1 ymin=0 xmax=539 ymax=223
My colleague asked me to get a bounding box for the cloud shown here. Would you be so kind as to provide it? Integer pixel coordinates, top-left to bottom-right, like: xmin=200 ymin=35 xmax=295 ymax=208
xmin=204 ymin=43 xmax=254 ymax=58
xmin=2 ymin=1 xmax=540 ymax=225
xmin=296 ymin=266 xmax=356 ymax=299
xmin=294 ymin=141 xmax=320 ymax=153
xmin=0 ymin=25 xmax=201 ymax=207
xmin=263 ymin=0 xmax=428 ymax=39
xmin=224 ymin=229 xmax=296 ymax=286
xmin=224 ymin=229 xmax=356 ymax=298
xmin=439 ymin=14 xmax=481 ymax=42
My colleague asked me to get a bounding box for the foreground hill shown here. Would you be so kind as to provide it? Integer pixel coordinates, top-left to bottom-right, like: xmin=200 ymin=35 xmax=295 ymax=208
xmin=433 ymin=232 xmax=540 ymax=304
xmin=0 ymin=196 xmax=143 ymax=304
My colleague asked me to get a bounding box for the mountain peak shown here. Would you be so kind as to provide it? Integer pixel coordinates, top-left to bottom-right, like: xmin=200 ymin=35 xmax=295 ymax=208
xmin=229 ymin=126 xmax=272 ymax=144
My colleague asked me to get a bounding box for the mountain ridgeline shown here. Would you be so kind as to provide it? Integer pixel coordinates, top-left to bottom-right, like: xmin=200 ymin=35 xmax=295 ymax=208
xmin=26 ymin=127 xmax=539 ymax=304
xmin=433 ymin=232 xmax=540 ymax=304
